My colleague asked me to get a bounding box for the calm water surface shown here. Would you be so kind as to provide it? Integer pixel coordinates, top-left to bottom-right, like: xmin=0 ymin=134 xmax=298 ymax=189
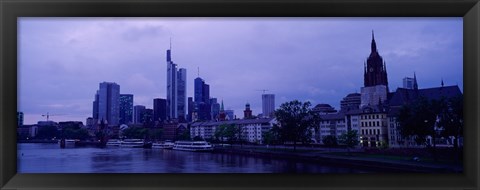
xmin=18 ymin=143 xmax=371 ymax=173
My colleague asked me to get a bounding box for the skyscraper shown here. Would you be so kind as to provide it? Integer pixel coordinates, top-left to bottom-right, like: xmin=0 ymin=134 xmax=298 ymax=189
xmin=262 ymin=94 xmax=275 ymax=118
xmin=194 ymin=77 xmax=211 ymax=121
xmin=210 ymin=98 xmax=220 ymax=121
xmin=187 ymin=97 xmax=194 ymax=122
xmin=177 ymin=68 xmax=187 ymax=120
xmin=166 ymin=42 xmax=187 ymax=120
xmin=403 ymin=77 xmax=414 ymax=89
xmin=133 ymin=105 xmax=146 ymax=124
xmin=119 ymin=94 xmax=133 ymax=125
xmin=95 ymin=82 xmax=120 ymax=125
xmin=153 ymin=98 xmax=167 ymax=122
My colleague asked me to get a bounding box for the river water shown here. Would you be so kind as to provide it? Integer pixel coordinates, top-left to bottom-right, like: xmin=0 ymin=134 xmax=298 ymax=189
xmin=18 ymin=143 xmax=371 ymax=173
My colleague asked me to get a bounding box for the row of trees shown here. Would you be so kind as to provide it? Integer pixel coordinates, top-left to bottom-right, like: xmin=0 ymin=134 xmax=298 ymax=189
xmin=398 ymin=96 xmax=463 ymax=148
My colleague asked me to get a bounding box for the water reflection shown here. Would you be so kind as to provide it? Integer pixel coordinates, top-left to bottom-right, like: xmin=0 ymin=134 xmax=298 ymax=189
xmin=18 ymin=143 xmax=370 ymax=173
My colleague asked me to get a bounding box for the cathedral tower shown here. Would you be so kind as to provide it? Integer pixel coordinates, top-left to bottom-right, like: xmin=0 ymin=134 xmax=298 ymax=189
xmin=364 ymin=31 xmax=389 ymax=90
xmin=360 ymin=31 xmax=389 ymax=108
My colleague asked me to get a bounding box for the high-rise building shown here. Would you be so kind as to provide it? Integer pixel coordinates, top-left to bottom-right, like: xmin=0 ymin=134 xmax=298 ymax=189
xmin=187 ymin=97 xmax=194 ymax=122
xmin=210 ymin=98 xmax=220 ymax=121
xmin=360 ymin=31 xmax=389 ymax=108
xmin=134 ymin=105 xmax=146 ymax=124
xmin=17 ymin=112 xmax=24 ymax=126
xmin=153 ymin=98 xmax=167 ymax=122
xmin=225 ymin=110 xmax=235 ymax=120
xmin=403 ymin=77 xmax=414 ymax=89
xmin=194 ymin=77 xmax=211 ymax=121
xmin=92 ymin=91 xmax=99 ymax=120
xmin=262 ymin=94 xmax=275 ymax=118
xmin=143 ymin=108 xmax=154 ymax=125
xmin=166 ymin=43 xmax=187 ymax=121
xmin=95 ymin=82 xmax=120 ymax=125
xmin=119 ymin=94 xmax=133 ymax=125
xmin=177 ymin=68 xmax=187 ymax=121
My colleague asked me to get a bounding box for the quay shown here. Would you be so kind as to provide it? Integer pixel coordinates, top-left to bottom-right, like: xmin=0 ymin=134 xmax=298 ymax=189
xmin=213 ymin=145 xmax=462 ymax=173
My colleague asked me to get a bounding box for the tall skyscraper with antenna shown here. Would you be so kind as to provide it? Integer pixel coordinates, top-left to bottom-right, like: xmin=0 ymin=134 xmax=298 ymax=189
xmin=166 ymin=39 xmax=187 ymax=120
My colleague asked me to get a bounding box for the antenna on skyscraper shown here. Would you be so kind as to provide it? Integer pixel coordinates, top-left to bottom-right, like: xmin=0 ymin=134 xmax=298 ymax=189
xmin=169 ymin=37 xmax=172 ymax=50
xmin=198 ymin=67 xmax=200 ymax=77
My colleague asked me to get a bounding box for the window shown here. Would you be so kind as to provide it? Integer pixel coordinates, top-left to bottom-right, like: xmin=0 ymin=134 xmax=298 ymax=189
xmin=376 ymin=121 xmax=379 ymax=126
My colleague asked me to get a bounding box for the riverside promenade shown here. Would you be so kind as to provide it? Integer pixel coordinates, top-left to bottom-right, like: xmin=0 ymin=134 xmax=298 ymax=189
xmin=213 ymin=144 xmax=463 ymax=173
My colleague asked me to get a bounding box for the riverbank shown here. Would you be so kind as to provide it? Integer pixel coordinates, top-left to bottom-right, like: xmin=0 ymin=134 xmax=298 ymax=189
xmin=213 ymin=146 xmax=462 ymax=173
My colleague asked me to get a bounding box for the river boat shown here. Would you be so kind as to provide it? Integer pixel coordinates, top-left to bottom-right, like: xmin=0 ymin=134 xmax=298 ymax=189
xmin=173 ymin=141 xmax=213 ymax=152
xmin=120 ymin=139 xmax=152 ymax=148
xmin=152 ymin=140 xmax=174 ymax=149
xmin=106 ymin=139 xmax=121 ymax=147
xmin=58 ymin=139 xmax=77 ymax=148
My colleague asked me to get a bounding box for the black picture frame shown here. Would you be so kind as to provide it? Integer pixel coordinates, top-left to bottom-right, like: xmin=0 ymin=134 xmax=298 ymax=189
xmin=1 ymin=0 xmax=479 ymax=189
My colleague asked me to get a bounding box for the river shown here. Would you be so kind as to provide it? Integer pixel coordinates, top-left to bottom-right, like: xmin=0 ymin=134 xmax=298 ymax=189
xmin=17 ymin=143 xmax=372 ymax=173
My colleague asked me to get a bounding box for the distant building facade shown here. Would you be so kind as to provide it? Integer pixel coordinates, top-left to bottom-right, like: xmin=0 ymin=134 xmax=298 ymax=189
xmin=340 ymin=93 xmax=361 ymax=111
xmin=403 ymin=77 xmax=414 ymax=89
xmin=94 ymin=82 xmax=120 ymax=126
xmin=190 ymin=118 xmax=276 ymax=144
xmin=119 ymin=94 xmax=133 ymax=125
xmin=262 ymin=94 xmax=275 ymax=118
xmin=166 ymin=45 xmax=187 ymax=120
xmin=133 ymin=105 xmax=146 ymax=124
xmin=17 ymin=112 xmax=24 ymax=126
xmin=153 ymin=98 xmax=167 ymax=122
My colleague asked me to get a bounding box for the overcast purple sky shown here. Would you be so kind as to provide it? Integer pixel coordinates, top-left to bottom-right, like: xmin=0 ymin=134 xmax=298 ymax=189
xmin=18 ymin=17 xmax=463 ymax=125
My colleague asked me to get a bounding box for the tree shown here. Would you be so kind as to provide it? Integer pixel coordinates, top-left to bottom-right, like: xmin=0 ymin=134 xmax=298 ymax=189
xmin=322 ymin=135 xmax=338 ymax=147
xmin=398 ymin=97 xmax=437 ymax=146
xmin=439 ymin=96 xmax=463 ymax=149
xmin=338 ymin=130 xmax=359 ymax=155
xmin=36 ymin=125 xmax=59 ymax=140
xmin=149 ymin=128 xmax=163 ymax=141
xmin=214 ymin=124 xmax=239 ymax=144
xmin=274 ymin=100 xmax=321 ymax=151
xmin=122 ymin=127 xmax=147 ymax=139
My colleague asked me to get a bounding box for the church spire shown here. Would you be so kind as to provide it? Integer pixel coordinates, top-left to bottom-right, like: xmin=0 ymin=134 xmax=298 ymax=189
xmin=371 ymin=30 xmax=377 ymax=53
xmin=413 ymin=72 xmax=418 ymax=90
xmin=220 ymin=100 xmax=224 ymax=111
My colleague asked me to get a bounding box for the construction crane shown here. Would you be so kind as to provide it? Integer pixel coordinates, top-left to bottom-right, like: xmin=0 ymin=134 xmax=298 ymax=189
xmin=41 ymin=112 xmax=63 ymax=121
xmin=255 ymin=89 xmax=269 ymax=94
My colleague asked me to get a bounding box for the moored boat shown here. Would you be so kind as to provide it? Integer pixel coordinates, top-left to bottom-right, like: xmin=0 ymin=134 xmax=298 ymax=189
xmin=106 ymin=139 xmax=121 ymax=147
xmin=152 ymin=140 xmax=174 ymax=149
xmin=120 ymin=139 xmax=150 ymax=148
xmin=173 ymin=141 xmax=213 ymax=152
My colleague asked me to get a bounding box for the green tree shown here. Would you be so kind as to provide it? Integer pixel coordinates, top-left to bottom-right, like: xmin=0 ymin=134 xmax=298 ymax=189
xmin=398 ymin=97 xmax=437 ymax=146
xmin=322 ymin=135 xmax=338 ymax=147
xmin=439 ymin=96 xmax=463 ymax=149
xmin=122 ymin=127 xmax=148 ymax=139
xmin=36 ymin=125 xmax=59 ymax=139
xmin=274 ymin=100 xmax=320 ymax=151
xmin=338 ymin=130 xmax=359 ymax=155
xmin=148 ymin=128 xmax=163 ymax=141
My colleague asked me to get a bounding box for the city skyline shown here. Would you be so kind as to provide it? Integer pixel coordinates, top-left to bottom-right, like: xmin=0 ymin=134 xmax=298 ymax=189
xmin=18 ymin=18 xmax=463 ymax=124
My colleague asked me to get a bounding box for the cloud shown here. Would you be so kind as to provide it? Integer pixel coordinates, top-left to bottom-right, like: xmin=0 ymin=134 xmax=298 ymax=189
xmin=18 ymin=18 xmax=463 ymax=125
